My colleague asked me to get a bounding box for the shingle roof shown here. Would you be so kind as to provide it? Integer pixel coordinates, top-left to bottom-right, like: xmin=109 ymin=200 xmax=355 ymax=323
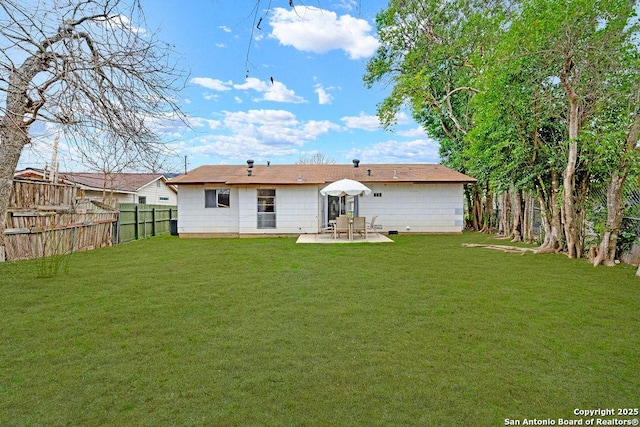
xmin=168 ymin=163 xmax=476 ymax=185
xmin=62 ymin=172 xmax=170 ymax=193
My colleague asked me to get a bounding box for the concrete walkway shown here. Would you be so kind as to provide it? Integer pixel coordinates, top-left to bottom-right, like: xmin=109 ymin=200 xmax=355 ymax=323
xmin=296 ymin=232 xmax=394 ymax=244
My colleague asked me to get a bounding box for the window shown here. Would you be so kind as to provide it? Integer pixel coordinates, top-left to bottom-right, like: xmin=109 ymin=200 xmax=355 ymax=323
xmin=257 ymin=189 xmax=276 ymax=229
xmin=138 ymin=196 xmax=147 ymax=204
xmin=205 ymin=189 xmax=230 ymax=208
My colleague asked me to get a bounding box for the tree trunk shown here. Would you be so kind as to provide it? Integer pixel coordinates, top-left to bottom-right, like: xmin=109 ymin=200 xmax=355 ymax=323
xmin=596 ymin=114 xmax=640 ymax=267
xmin=523 ymin=192 xmax=534 ymax=243
xmin=465 ymin=186 xmax=476 ymax=230
xmin=0 ymin=53 xmax=49 ymax=256
xmin=560 ymin=56 xmax=582 ymax=259
xmin=593 ymin=173 xmax=625 ymax=266
xmin=563 ymin=141 xmax=580 ymax=257
xmin=485 ymin=189 xmax=494 ymax=233
xmin=473 ymin=187 xmax=483 ymax=231
xmin=511 ymin=188 xmax=523 ymax=242
xmin=536 ymin=169 xmax=562 ymax=253
xmin=498 ymin=190 xmax=511 ymax=237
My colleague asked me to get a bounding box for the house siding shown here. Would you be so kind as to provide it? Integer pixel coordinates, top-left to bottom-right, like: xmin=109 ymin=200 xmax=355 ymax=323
xmin=176 ymin=185 xmax=239 ymax=234
xmin=81 ymin=189 xmax=137 ymax=204
xmin=137 ymin=180 xmax=177 ymax=205
xmin=358 ymin=183 xmax=465 ymax=233
xmin=177 ymin=182 xmax=465 ymax=236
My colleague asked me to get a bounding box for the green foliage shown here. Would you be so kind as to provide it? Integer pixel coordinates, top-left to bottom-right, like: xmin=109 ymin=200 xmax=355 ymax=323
xmin=1 ymin=235 xmax=639 ymax=424
xmin=364 ymin=0 xmax=505 ymax=173
xmin=618 ymin=214 xmax=639 ymax=255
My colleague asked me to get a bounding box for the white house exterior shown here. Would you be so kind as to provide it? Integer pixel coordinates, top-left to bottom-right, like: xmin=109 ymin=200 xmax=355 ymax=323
xmin=169 ymin=162 xmax=476 ymax=237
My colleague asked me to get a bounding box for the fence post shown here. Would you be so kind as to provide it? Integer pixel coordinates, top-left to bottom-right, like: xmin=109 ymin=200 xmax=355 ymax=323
xmin=152 ymin=208 xmax=156 ymax=236
xmin=134 ymin=204 xmax=139 ymax=240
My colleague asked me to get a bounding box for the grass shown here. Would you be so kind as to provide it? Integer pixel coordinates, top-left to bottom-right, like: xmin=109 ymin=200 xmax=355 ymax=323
xmin=1 ymin=233 xmax=638 ymax=426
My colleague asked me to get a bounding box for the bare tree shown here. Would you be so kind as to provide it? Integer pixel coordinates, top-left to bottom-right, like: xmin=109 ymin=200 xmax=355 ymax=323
xmin=295 ymin=152 xmax=336 ymax=165
xmin=0 ymin=0 xmax=186 ymax=254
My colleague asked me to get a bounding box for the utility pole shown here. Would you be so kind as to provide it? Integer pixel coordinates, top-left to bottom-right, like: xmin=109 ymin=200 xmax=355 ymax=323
xmin=50 ymin=133 xmax=59 ymax=182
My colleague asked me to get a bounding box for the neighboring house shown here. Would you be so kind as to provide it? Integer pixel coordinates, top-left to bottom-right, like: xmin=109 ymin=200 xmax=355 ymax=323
xmin=168 ymin=161 xmax=476 ymax=237
xmin=14 ymin=169 xmax=177 ymax=206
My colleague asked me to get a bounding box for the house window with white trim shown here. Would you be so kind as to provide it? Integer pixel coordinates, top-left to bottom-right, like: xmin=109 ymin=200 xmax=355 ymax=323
xmin=205 ymin=189 xmax=230 ymax=208
xmin=257 ymin=189 xmax=276 ymax=229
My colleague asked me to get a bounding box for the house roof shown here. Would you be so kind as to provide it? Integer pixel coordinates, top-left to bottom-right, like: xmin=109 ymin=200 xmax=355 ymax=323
xmin=14 ymin=169 xmax=176 ymax=194
xmin=62 ymin=172 xmax=174 ymax=193
xmin=168 ymin=163 xmax=476 ymax=186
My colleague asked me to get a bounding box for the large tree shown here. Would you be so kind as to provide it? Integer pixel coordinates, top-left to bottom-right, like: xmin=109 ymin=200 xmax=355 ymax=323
xmin=501 ymin=0 xmax=640 ymax=258
xmin=364 ymin=0 xmax=507 ymax=231
xmin=0 ymin=0 xmax=185 ymax=256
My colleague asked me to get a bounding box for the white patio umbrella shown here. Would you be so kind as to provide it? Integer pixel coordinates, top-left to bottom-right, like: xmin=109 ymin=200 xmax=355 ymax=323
xmin=320 ymin=178 xmax=372 ymax=196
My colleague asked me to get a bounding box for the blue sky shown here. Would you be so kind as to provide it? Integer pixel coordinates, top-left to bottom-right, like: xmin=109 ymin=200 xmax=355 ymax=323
xmin=20 ymin=0 xmax=441 ymax=171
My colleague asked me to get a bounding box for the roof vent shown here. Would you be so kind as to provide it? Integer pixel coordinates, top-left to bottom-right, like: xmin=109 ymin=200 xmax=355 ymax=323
xmin=352 ymin=159 xmax=360 ymax=168
xmin=367 ymin=168 xmax=371 ymax=176
xmin=247 ymin=168 xmax=253 ymax=176
xmin=247 ymin=159 xmax=254 ymax=168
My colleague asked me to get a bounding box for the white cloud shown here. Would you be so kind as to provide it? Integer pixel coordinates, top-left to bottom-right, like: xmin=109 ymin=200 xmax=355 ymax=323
xmin=234 ymin=77 xmax=269 ymax=92
xmin=223 ymin=109 xmax=299 ymax=126
xmin=336 ymin=0 xmax=359 ymax=11
xmin=188 ymin=117 xmax=222 ymax=130
xmin=219 ymin=25 xmax=231 ymax=33
xmin=269 ymin=6 xmax=379 ymax=59
xmin=341 ymin=112 xmax=382 ymax=131
xmin=348 ymin=138 xmax=441 ymax=164
xmin=177 ymin=109 xmax=342 ymax=162
xmin=96 ymin=14 xmax=146 ymax=35
xmin=234 ymin=77 xmax=306 ymax=104
xmin=315 ymin=85 xmax=334 ymax=105
xmin=303 ymin=120 xmax=342 ymax=137
xmin=397 ymin=127 xmax=427 ymax=138
xmin=395 ymin=112 xmax=414 ymax=125
xmin=190 ymin=77 xmax=232 ymax=91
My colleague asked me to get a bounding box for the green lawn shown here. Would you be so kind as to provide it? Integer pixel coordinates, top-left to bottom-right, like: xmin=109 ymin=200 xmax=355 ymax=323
xmin=1 ymin=233 xmax=638 ymax=426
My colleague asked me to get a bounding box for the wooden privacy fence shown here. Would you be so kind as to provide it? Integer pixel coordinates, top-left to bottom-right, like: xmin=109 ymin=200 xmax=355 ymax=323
xmin=116 ymin=203 xmax=177 ymax=244
xmin=3 ymin=180 xmax=118 ymax=261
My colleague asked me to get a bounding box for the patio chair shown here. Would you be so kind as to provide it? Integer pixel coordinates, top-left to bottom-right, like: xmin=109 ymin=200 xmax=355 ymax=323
xmin=334 ymin=216 xmax=350 ymax=239
xmin=353 ymin=216 xmax=367 ymax=239
xmin=367 ymin=215 xmax=382 ymax=231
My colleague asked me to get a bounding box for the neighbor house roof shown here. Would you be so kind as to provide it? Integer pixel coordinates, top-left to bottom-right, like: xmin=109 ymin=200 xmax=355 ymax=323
xmin=168 ymin=163 xmax=476 ymax=186
xmin=14 ymin=169 xmax=176 ymax=194
xmin=62 ymin=172 xmax=175 ymax=194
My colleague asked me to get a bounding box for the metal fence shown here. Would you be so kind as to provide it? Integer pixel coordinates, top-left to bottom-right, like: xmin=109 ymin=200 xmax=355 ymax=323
xmin=115 ymin=203 xmax=177 ymax=244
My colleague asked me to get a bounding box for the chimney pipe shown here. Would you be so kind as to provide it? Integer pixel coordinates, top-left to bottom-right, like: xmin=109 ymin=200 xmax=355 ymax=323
xmin=247 ymin=168 xmax=253 ymax=176
xmin=367 ymin=168 xmax=371 ymax=176
xmin=247 ymin=159 xmax=254 ymax=168
xmin=352 ymin=159 xmax=360 ymax=168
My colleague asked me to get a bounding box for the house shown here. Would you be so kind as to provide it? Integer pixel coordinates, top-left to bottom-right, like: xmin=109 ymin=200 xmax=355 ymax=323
xmin=14 ymin=168 xmax=177 ymax=206
xmin=168 ymin=161 xmax=476 ymax=237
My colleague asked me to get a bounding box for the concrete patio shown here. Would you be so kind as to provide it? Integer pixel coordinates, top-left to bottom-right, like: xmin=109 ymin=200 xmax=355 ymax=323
xmin=296 ymin=232 xmax=394 ymax=244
